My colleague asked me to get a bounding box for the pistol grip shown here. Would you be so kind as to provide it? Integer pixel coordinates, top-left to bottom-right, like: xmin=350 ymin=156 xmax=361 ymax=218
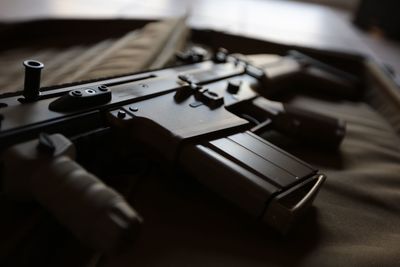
xmin=276 ymin=104 xmax=346 ymax=148
xmin=301 ymin=66 xmax=362 ymax=99
xmin=248 ymin=97 xmax=346 ymax=148
xmin=288 ymin=50 xmax=362 ymax=99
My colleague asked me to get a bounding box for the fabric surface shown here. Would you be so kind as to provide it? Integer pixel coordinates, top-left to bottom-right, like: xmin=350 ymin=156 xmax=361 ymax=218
xmin=1 ymin=19 xmax=400 ymax=267
xmin=0 ymin=17 xmax=188 ymax=93
xmin=280 ymin=96 xmax=400 ymax=267
xmin=97 ymin=56 xmax=400 ymax=267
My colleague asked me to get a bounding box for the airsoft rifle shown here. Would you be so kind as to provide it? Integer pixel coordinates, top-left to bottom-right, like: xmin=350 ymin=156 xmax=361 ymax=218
xmin=0 ymin=48 xmax=360 ymax=252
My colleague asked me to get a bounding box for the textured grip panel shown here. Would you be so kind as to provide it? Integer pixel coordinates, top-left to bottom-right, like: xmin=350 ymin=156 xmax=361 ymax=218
xmin=2 ymin=134 xmax=141 ymax=252
xmin=32 ymin=156 xmax=142 ymax=251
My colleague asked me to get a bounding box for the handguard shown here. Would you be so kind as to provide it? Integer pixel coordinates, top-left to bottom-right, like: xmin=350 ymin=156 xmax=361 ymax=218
xmin=1 ymin=133 xmax=142 ymax=252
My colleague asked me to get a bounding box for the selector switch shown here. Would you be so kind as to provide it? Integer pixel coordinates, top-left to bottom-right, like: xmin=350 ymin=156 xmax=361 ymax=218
xmin=174 ymin=84 xmax=202 ymax=102
xmin=227 ymin=80 xmax=242 ymax=94
xmin=193 ymin=88 xmax=224 ymax=109
xmin=202 ymin=91 xmax=224 ymax=109
xmin=49 ymin=85 xmax=112 ymax=112
xmin=194 ymin=87 xmax=209 ymax=101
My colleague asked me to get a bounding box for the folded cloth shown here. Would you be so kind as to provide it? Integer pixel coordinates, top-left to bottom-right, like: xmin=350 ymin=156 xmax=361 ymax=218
xmin=0 ymin=17 xmax=188 ymax=93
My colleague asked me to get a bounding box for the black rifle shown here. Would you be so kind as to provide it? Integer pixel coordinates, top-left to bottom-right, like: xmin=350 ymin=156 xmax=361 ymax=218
xmin=0 ymin=49 xmax=358 ymax=252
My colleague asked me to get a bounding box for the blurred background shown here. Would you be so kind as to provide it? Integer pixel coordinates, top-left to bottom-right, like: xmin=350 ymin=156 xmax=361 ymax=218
xmin=0 ymin=0 xmax=362 ymax=19
xmin=0 ymin=0 xmax=399 ymax=74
